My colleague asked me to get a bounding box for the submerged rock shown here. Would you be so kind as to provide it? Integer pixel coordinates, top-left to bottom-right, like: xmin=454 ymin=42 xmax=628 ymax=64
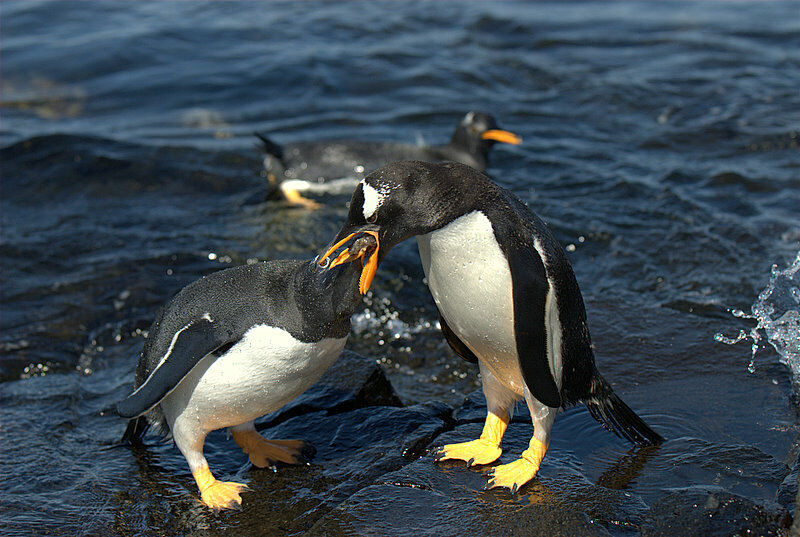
xmin=642 ymin=488 xmax=791 ymax=537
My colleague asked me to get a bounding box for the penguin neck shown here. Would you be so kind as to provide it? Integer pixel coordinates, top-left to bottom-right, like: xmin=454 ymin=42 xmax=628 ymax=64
xmin=293 ymin=260 xmax=365 ymax=323
xmin=447 ymin=130 xmax=489 ymax=169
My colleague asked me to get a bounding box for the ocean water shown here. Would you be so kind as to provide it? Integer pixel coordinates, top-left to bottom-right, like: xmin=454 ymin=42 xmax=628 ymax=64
xmin=1 ymin=1 xmax=798 ymax=535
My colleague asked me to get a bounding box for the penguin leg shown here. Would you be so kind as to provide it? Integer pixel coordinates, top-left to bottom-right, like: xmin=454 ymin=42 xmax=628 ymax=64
xmin=172 ymin=417 xmax=248 ymax=510
xmin=486 ymin=391 xmax=557 ymax=493
xmin=434 ymin=364 xmax=517 ymax=466
xmin=230 ymin=421 xmax=310 ymax=468
xmin=280 ymin=183 xmax=321 ymax=209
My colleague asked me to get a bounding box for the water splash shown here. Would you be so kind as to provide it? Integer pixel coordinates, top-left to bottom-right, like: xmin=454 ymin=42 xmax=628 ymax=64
xmin=351 ymin=293 xmax=437 ymax=346
xmin=715 ymin=251 xmax=800 ymax=384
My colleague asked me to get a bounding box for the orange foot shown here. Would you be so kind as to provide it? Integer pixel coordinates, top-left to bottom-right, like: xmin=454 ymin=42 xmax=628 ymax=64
xmin=192 ymin=464 xmax=249 ymax=510
xmin=232 ymin=428 xmax=311 ymax=468
xmin=434 ymin=438 xmax=502 ymax=466
xmin=200 ymin=480 xmax=249 ymax=510
xmin=281 ymin=185 xmax=321 ymax=209
xmin=486 ymin=437 xmax=548 ymax=494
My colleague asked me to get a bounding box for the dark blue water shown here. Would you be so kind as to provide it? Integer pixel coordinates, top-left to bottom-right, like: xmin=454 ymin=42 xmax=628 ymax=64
xmin=2 ymin=1 xmax=799 ymax=535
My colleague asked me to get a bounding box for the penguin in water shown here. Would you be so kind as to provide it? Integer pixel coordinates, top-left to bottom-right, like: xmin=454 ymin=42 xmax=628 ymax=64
xmin=318 ymin=161 xmax=663 ymax=493
xmin=256 ymin=111 xmax=521 ymax=208
xmin=117 ymin=231 xmax=380 ymax=509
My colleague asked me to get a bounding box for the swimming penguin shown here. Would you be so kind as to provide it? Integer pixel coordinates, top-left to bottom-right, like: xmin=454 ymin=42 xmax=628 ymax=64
xmin=318 ymin=160 xmax=663 ymax=493
xmin=117 ymin=231 xmax=380 ymax=509
xmin=256 ymin=111 xmax=521 ymax=208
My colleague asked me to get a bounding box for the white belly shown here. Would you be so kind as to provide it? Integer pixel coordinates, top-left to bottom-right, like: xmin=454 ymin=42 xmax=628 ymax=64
xmin=161 ymin=324 xmax=346 ymax=432
xmin=417 ymin=211 xmax=525 ymax=394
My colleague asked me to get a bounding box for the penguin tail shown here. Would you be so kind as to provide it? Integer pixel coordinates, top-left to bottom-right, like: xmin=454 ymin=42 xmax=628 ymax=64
xmin=120 ymin=416 xmax=149 ymax=445
xmin=254 ymin=132 xmax=284 ymax=160
xmin=584 ymin=372 xmax=664 ymax=446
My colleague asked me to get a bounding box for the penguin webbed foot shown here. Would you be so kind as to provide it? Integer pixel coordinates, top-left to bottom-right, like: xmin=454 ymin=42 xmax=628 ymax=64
xmin=200 ymin=480 xmax=249 ymax=510
xmin=233 ymin=429 xmax=314 ymax=468
xmin=484 ymin=457 xmax=539 ymax=493
xmin=484 ymin=436 xmax=548 ymax=493
xmin=433 ymin=438 xmax=502 ymax=466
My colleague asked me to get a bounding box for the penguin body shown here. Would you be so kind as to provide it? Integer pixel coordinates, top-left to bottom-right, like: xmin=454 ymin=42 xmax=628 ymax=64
xmin=118 ymin=234 xmax=379 ymax=509
xmin=320 ymin=161 xmax=662 ymax=492
xmin=417 ymin=212 xmax=523 ymax=395
xmin=257 ymin=112 xmax=520 ymax=207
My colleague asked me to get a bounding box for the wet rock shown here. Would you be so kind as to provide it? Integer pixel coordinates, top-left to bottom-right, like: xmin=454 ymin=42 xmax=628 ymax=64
xmin=642 ymin=487 xmax=791 ymax=537
xmin=776 ymin=454 xmax=798 ymax=511
xmin=214 ymin=401 xmax=451 ymax=535
xmin=308 ymin=483 xmax=614 ymax=537
xmin=303 ymin=398 xmax=651 ymax=537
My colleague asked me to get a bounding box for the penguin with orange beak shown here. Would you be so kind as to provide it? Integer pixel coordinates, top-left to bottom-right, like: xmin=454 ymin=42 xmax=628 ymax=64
xmin=117 ymin=231 xmax=379 ymax=509
xmin=257 ymin=111 xmax=521 ymax=207
xmin=318 ymin=160 xmax=663 ymax=493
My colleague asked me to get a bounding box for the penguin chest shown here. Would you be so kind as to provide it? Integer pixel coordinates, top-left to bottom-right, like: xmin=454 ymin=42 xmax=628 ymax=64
xmin=162 ymin=325 xmax=346 ymax=431
xmin=417 ymin=211 xmax=524 ymax=394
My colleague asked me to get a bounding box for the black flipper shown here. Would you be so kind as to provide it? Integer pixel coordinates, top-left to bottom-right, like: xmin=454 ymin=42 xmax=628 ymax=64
xmin=584 ymin=371 xmax=664 ymax=445
xmin=116 ymin=317 xmax=234 ymax=418
xmin=438 ymin=312 xmax=478 ymax=364
xmin=504 ymin=236 xmax=562 ymax=408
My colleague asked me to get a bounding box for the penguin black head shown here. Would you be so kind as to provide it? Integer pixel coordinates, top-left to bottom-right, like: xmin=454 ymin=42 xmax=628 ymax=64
xmin=320 ymin=160 xmax=488 ymax=268
xmin=449 ymin=111 xmax=522 ymax=160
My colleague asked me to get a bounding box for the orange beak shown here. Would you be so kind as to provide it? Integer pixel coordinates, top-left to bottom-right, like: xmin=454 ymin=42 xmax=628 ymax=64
xmin=481 ymin=129 xmax=522 ymax=145
xmin=318 ymin=230 xmax=380 ymax=295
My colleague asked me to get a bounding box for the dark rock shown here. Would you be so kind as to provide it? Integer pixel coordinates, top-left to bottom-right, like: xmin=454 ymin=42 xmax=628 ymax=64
xmin=642 ymin=487 xmax=791 ymax=537
xmin=303 ymin=413 xmax=650 ymax=537
xmin=308 ymin=483 xmax=614 ymax=537
xmin=232 ymin=402 xmax=451 ymax=534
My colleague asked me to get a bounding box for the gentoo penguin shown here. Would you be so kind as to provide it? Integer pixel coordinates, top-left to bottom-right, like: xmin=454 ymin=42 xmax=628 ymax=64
xmin=256 ymin=111 xmax=521 ymax=208
xmin=117 ymin=231 xmax=380 ymax=509
xmin=318 ymin=161 xmax=663 ymax=492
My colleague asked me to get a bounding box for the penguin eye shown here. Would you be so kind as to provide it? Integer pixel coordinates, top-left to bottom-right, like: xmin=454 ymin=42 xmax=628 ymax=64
xmin=366 ymin=212 xmax=378 ymax=224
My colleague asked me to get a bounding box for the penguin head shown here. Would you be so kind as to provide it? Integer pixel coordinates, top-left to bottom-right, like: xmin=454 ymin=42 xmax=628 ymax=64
xmin=449 ymin=111 xmax=521 ymax=160
xmin=320 ymin=160 xmax=487 ymax=271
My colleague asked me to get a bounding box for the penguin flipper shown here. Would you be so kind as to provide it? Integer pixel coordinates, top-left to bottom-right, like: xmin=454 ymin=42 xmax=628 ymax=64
xmin=116 ymin=316 xmax=235 ymax=418
xmin=505 ymin=240 xmax=562 ymax=408
xmin=438 ymin=312 xmax=479 ymax=364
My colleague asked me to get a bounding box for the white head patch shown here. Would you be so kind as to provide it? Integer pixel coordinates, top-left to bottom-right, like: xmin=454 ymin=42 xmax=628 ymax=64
xmin=361 ymin=180 xmax=388 ymax=221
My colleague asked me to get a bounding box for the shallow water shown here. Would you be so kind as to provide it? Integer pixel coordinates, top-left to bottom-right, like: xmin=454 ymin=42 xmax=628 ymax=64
xmin=1 ymin=1 xmax=799 ymax=535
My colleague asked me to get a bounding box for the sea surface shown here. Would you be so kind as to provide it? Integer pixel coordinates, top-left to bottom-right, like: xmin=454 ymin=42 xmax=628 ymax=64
xmin=1 ymin=1 xmax=799 ymax=536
